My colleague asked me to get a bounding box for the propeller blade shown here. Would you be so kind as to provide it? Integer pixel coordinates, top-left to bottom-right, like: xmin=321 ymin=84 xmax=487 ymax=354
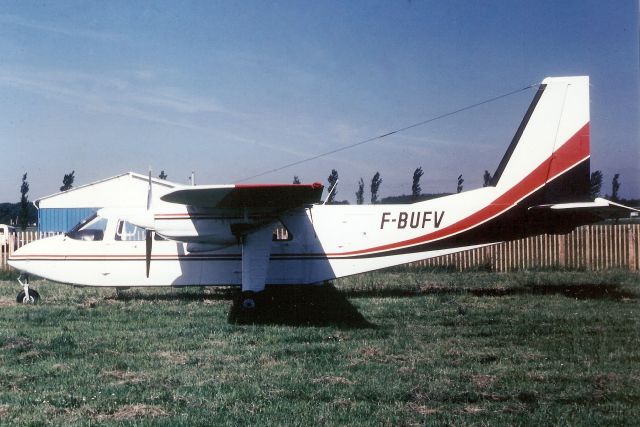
xmin=145 ymin=229 xmax=152 ymax=278
xmin=146 ymin=169 xmax=153 ymax=211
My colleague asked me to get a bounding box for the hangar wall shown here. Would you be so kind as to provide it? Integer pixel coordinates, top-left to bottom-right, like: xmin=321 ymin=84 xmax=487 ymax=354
xmin=35 ymin=172 xmax=179 ymax=233
xmin=38 ymin=208 xmax=99 ymax=233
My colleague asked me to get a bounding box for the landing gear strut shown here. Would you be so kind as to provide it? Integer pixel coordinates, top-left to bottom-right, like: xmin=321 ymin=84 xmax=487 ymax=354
xmin=16 ymin=275 xmax=39 ymax=304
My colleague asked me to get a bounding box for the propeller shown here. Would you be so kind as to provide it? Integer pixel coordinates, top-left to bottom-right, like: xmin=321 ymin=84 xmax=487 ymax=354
xmin=122 ymin=170 xmax=156 ymax=278
xmin=145 ymin=229 xmax=152 ymax=278
xmin=145 ymin=170 xmax=153 ymax=278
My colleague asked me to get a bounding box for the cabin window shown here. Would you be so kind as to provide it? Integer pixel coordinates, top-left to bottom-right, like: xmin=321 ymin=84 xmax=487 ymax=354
xmin=115 ymin=220 xmax=146 ymax=241
xmin=67 ymin=214 xmax=108 ymax=241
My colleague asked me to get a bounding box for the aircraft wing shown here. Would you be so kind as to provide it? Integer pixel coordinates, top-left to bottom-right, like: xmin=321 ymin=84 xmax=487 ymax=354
xmin=528 ymin=198 xmax=640 ymax=220
xmin=160 ymin=183 xmax=324 ymax=209
xmin=159 ymin=183 xmax=325 ymax=297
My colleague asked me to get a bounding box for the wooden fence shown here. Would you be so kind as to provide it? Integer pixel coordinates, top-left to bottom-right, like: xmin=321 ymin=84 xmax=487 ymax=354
xmin=412 ymin=224 xmax=639 ymax=272
xmin=1 ymin=224 xmax=639 ymax=272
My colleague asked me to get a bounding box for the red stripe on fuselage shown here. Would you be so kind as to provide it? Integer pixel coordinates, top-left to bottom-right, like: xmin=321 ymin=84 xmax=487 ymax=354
xmin=329 ymin=123 xmax=590 ymax=257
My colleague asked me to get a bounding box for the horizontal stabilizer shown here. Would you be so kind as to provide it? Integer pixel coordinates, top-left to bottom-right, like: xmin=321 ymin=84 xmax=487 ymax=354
xmin=161 ymin=183 xmax=324 ymax=209
xmin=529 ymin=198 xmax=639 ymax=220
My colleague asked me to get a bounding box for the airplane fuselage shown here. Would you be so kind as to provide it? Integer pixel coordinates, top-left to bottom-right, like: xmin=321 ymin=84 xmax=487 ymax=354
xmin=9 ymin=188 xmax=500 ymax=288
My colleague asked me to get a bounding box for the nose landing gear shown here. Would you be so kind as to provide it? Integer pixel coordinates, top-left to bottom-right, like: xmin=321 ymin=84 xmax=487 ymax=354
xmin=17 ymin=275 xmax=40 ymax=304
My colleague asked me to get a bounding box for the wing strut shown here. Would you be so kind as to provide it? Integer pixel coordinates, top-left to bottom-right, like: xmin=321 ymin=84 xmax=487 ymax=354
xmin=239 ymin=224 xmax=274 ymax=309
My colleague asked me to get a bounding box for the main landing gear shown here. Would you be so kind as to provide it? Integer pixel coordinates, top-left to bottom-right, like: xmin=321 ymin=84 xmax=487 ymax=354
xmin=240 ymin=291 xmax=257 ymax=311
xmin=16 ymin=275 xmax=40 ymax=304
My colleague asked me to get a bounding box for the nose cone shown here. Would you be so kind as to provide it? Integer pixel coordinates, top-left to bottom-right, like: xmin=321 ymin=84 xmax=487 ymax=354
xmin=8 ymin=241 xmax=34 ymax=273
xmin=8 ymin=235 xmax=65 ymax=277
xmin=7 ymin=243 xmax=30 ymax=271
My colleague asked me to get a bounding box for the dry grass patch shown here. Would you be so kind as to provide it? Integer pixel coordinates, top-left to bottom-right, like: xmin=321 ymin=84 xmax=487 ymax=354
xmin=0 ymin=405 xmax=10 ymax=417
xmin=101 ymin=370 xmax=148 ymax=385
xmin=407 ymin=402 xmax=440 ymax=415
xmin=472 ymin=374 xmax=497 ymax=389
xmin=419 ymin=283 xmax=448 ymax=293
xmin=17 ymin=349 xmax=45 ymax=362
xmin=359 ymin=346 xmax=380 ymax=357
xmin=0 ymin=297 xmax=15 ymax=307
xmin=98 ymin=404 xmax=168 ymax=421
xmin=333 ymin=398 xmax=354 ymax=407
xmin=258 ymin=355 xmax=281 ymax=368
xmin=463 ymin=405 xmax=484 ymax=414
xmin=80 ymin=297 xmax=100 ymax=308
xmin=312 ymin=376 xmax=355 ymax=386
xmin=51 ymin=363 xmax=71 ymax=372
xmin=526 ymin=371 xmax=547 ymax=382
xmin=202 ymin=299 xmax=226 ymax=305
xmin=156 ymin=350 xmax=188 ymax=365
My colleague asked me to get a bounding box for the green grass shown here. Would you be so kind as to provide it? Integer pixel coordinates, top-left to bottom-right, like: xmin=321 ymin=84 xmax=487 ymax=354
xmin=0 ymin=269 xmax=639 ymax=425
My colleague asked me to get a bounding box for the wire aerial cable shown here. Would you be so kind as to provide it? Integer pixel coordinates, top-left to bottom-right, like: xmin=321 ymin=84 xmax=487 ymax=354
xmin=236 ymin=83 xmax=539 ymax=183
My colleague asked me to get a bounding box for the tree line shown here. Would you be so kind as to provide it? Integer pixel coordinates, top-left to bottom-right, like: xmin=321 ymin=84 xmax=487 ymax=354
xmin=297 ymin=168 xmax=631 ymax=206
xmin=3 ymin=168 xmax=634 ymax=230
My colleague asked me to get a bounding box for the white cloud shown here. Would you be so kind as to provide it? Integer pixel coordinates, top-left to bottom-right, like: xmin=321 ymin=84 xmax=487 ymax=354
xmin=0 ymin=14 xmax=124 ymax=42
xmin=0 ymin=67 xmax=225 ymax=116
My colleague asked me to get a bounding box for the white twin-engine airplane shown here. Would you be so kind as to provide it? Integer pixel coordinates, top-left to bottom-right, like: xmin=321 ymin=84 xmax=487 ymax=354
xmin=9 ymin=76 xmax=638 ymax=309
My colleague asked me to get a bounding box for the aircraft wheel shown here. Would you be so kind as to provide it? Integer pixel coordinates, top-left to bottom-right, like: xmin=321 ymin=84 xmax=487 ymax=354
xmin=17 ymin=289 xmax=40 ymax=304
xmin=240 ymin=292 xmax=257 ymax=311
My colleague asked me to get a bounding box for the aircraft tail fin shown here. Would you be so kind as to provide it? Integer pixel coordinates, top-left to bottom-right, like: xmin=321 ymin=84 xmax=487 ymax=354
xmin=491 ymin=76 xmax=591 ymax=204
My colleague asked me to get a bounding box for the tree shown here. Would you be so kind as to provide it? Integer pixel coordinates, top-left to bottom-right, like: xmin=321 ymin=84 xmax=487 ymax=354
xmin=457 ymin=174 xmax=464 ymax=193
xmin=611 ymin=173 xmax=621 ymax=201
xmin=370 ymin=172 xmax=382 ymax=204
xmin=158 ymin=170 xmax=168 ymax=180
xmin=19 ymin=173 xmax=29 ymax=230
xmin=412 ymin=167 xmax=424 ymax=201
xmin=589 ymin=170 xmax=603 ymax=199
xmin=355 ymin=178 xmax=365 ymax=205
xmin=60 ymin=170 xmax=75 ymax=192
xmin=483 ymin=170 xmax=492 ymax=187
xmin=327 ymin=169 xmax=339 ymax=204
xmin=292 ymin=176 xmax=301 ymax=184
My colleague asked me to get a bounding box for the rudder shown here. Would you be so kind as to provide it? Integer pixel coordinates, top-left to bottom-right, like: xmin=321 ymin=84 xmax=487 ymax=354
xmin=492 ymin=76 xmax=591 ymax=203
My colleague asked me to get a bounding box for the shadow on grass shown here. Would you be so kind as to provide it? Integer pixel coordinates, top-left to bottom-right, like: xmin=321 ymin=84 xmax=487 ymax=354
xmin=112 ymin=285 xmax=374 ymax=328
xmin=343 ymin=283 xmax=637 ymax=301
xmin=228 ymin=284 xmax=375 ymax=328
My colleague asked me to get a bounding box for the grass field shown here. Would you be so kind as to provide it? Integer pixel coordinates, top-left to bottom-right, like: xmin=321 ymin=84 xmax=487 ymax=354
xmin=0 ymin=268 xmax=639 ymax=426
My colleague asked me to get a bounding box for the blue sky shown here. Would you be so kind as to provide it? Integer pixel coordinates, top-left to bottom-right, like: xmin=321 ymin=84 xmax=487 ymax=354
xmin=1 ymin=0 xmax=638 ymax=203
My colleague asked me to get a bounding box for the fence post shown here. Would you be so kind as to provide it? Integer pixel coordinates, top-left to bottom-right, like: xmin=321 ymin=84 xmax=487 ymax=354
xmin=558 ymin=233 xmax=566 ymax=268
xmin=630 ymin=225 xmax=638 ymax=271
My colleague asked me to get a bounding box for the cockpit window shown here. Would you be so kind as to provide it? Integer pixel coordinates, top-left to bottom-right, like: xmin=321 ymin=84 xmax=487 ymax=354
xmin=67 ymin=214 xmax=108 ymax=241
xmin=115 ymin=220 xmax=146 ymax=241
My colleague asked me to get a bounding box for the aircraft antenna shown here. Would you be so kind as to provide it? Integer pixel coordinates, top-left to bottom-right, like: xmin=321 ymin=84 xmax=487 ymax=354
xmin=237 ymin=83 xmax=538 ymax=182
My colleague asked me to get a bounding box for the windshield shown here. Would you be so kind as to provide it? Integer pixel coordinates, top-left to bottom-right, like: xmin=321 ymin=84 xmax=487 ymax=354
xmin=67 ymin=214 xmax=108 ymax=241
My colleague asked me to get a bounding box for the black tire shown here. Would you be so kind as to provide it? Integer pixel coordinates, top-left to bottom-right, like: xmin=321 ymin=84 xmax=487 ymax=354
xmin=240 ymin=292 xmax=257 ymax=311
xmin=16 ymin=289 xmax=40 ymax=304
